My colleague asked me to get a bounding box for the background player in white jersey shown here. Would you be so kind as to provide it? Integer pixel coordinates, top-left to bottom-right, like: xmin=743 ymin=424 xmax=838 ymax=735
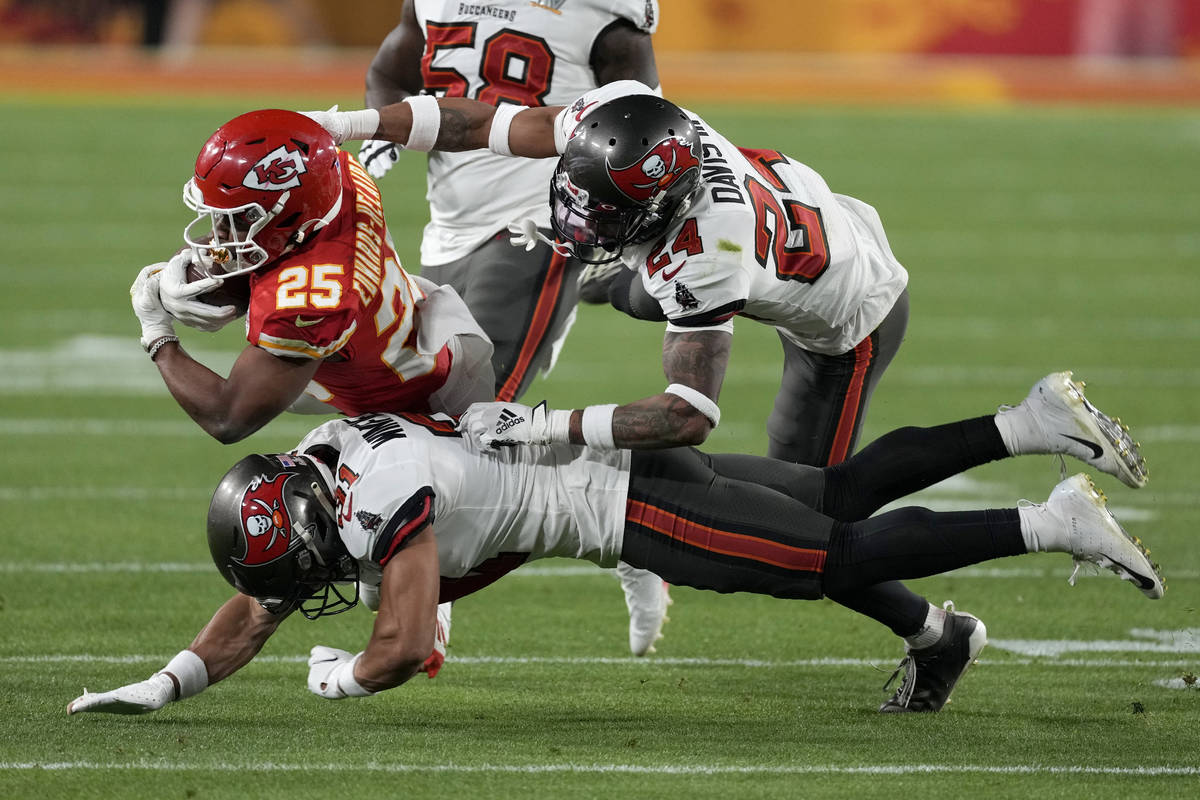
xmin=357 ymin=0 xmax=660 ymax=399
xmin=351 ymin=1 xmax=668 ymax=655
xmin=67 ymin=373 xmax=1160 ymax=717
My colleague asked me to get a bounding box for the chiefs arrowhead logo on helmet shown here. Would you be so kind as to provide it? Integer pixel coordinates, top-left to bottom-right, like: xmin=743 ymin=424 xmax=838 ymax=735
xmin=606 ymin=137 xmax=700 ymax=204
xmin=235 ymin=472 xmax=295 ymax=567
xmin=243 ymin=145 xmax=307 ymax=192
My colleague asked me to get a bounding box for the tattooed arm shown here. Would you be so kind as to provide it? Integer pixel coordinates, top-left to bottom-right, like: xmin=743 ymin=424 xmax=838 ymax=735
xmin=372 ymin=98 xmax=562 ymax=158
xmin=568 ymin=330 xmax=731 ymax=449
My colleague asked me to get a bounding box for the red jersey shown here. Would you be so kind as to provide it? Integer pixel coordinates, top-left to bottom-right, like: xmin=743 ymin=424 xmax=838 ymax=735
xmin=245 ymin=153 xmax=452 ymax=416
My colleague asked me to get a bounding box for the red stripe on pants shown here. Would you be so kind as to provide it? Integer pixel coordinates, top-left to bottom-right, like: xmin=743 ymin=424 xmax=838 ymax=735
xmin=826 ymin=335 xmax=874 ymax=465
xmin=626 ymin=499 xmax=826 ymax=573
xmin=495 ymin=251 xmax=567 ymax=402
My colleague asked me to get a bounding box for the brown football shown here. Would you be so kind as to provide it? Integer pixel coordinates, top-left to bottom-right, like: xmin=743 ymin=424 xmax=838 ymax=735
xmin=186 ymin=260 xmax=250 ymax=313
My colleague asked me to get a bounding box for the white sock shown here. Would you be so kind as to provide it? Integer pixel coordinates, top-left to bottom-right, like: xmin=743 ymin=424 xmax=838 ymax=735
xmin=904 ymin=603 xmax=947 ymax=650
xmin=993 ymin=406 xmax=1027 ymax=456
xmin=1017 ymin=502 xmax=1070 ymax=553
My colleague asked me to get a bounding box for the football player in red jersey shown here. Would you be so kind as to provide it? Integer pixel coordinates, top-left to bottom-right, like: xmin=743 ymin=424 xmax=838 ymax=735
xmin=351 ymin=0 xmax=669 ymax=656
xmin=133 ymin=108 xmax=495 ymax=444
xmin=131 ymin=109 xmax=495 ymax=677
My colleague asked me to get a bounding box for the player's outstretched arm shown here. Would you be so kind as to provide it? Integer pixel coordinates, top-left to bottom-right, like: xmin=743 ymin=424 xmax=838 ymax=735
xmin=605 ymin=330 xmax=730 ymax=448
xmin=308 ymin=527 xmax=441 ymax=699
xmin=459 ymin=330 xmax=731 ymax=451
xmin=305 ymin=99 xmax=561 ymax=158
xmin=68 ymin=593 xmax=287 ymax=716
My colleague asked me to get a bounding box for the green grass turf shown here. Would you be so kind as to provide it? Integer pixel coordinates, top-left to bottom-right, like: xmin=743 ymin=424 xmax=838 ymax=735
xmin=1 ymin=94 xmax=1198 ymax=798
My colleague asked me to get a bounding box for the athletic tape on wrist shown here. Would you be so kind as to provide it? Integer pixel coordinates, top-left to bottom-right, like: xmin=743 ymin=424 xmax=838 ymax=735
xmin=336 ymin=653 xmax=375 ymax=697
xmin=664 ymin=383 xmax=721 ymax=428
xmin=546 ymin=408 xmax=573 ymax=445
xmin=581 ymin=404 xmax=617 ymax=449
xmin=159 ymin=649 xmax=208 ymax=700
xmin=402 ymin=95 xmax=441 ymax=152
xmin=344 ymin=109 xmax=381 ymax=141
xmin=487 ymin=104 xmax=525 ymax=157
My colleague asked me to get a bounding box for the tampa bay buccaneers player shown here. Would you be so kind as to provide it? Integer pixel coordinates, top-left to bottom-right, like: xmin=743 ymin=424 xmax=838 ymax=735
xmin=301 ymin=83 xmax=1150 ymax=690
xmin=68 ymin=375 xmax=1160 ymax=716
xmin=352 ymin=0 xmax=670 ymax=657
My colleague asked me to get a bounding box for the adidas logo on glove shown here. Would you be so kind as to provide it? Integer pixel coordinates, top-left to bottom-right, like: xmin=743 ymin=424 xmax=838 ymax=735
xmin=494 ymin=408 xmax=526 ymax=435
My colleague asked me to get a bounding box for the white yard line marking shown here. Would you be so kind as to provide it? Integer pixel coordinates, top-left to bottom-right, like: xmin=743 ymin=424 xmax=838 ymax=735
xmin=0 ymin=761 xmax=1196 ymax=776
xmin=4 ymin=654 xmax=1196 ymax=668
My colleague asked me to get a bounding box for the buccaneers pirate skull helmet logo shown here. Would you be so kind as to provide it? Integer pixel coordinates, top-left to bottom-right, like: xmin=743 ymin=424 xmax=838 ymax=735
xmin=207 ymin=452 xmax=358 ymax=618
xmin=550 ymin=94 xmax=703 ymax=264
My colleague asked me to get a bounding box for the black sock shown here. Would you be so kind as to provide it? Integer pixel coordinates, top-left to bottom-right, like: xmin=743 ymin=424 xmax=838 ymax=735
xmin=822 ymin=416 xmax=1009 ymax=521
xmin=823 ymin=508 xmax=1024 ymax=599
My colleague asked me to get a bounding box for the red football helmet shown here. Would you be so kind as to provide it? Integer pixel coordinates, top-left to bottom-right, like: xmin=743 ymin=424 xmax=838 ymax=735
xmin=183 ymin=109 xmax=343 ymax=278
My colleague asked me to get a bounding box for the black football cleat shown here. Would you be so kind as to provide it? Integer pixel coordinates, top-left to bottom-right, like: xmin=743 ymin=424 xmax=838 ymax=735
xmin=879 ymin=604 xmax=987 ymax=713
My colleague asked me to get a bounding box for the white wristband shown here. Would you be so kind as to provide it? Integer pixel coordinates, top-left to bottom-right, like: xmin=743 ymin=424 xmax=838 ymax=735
xmin=487 ymin=104 xmax=525 ymax=157
xmin=664 ymin=383 xmax=721 ymax=428
xmin=581 ymin=404 xmax=617 ymax=449
xmin=335 ymin=653 xmax=375 ymax=697
xmin=403 ymin=95 xmax=441 ymax=152
xmin=158 ymin=649 xmax=208 ymax=700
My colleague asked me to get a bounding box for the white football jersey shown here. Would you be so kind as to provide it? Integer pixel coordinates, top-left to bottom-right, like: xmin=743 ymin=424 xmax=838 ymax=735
xmin=413 ymin=0 xmax=659 ymax=265
xmin=618 ymin=113 xmax=908 ymax=356
xmin=294 ymin=413 xmax=631 ymax=601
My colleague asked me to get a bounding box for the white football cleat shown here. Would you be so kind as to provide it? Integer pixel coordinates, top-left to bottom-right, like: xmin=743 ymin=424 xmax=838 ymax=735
xmin=996 ymin=371 xmax=1147 ymax=488
xmin=617 ymin=562 xmax=671 ymax=656
xmin=1043 ymin=473 xmax=1164 ymax=599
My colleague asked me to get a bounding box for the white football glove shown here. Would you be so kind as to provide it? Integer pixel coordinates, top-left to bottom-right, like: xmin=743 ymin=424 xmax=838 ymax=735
xmin=130 ymin=263 xmax=175 ymax=349
xmin=159 ymin=250 xmax=240 ymax=332
xmin=458 ymin=400 xmax=571 ymax=449
xmin=358 ymin=139 xmax=401 ymax=179
xmin=418 ymin=602 xmax=452 ymax=679
xmin=67 ymin=673 xmax=173 ymax=716
xmin=299 ymin=105 xmax=380 ymax=145
xmin=506 ymin=218 xmax=572 ymax=257
xmin=307 ymin=645 xmax=373 ymax=699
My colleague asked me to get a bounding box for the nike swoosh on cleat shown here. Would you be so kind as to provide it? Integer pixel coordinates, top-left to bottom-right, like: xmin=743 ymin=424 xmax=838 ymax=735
xmin=1062 ymin=434 xmax=1104 ymax=460
xmin=1109 ymin=557 xmax=1159 ymax=593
